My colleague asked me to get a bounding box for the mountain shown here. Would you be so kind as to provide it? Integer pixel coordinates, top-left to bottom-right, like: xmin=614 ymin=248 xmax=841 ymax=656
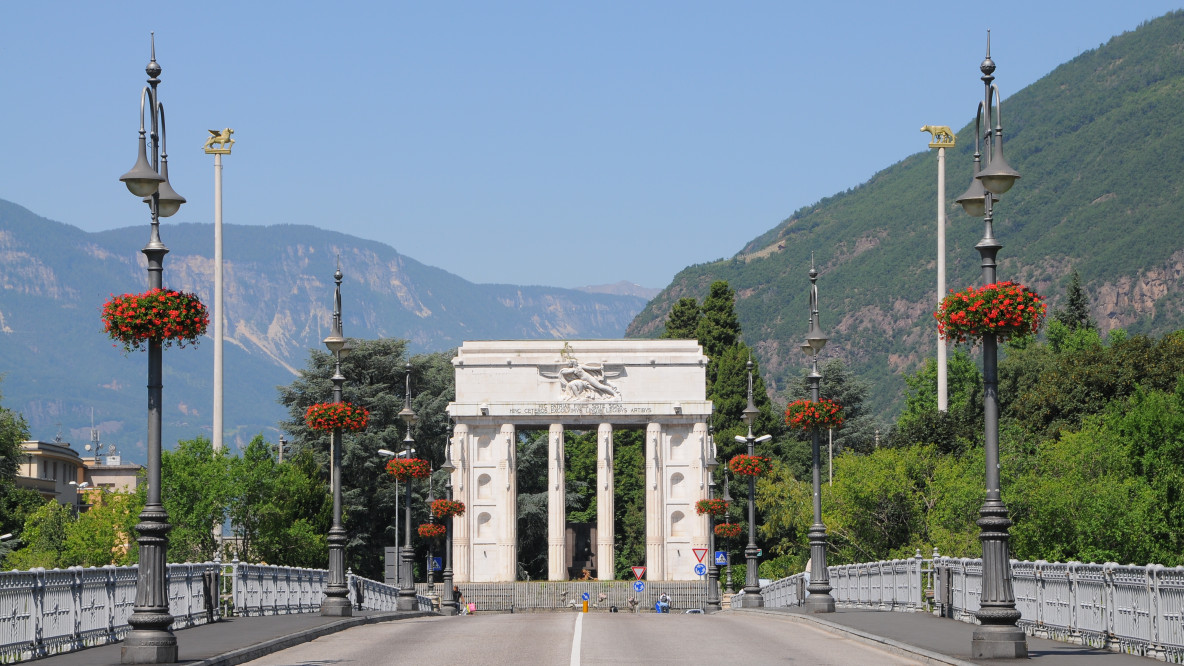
xmin=0 ymin=199 xmax=649 ymax=457
xmin=627 ymin=11 xmax=1184 ymax=417
xmin=576 ymin=281 xmax=662 ymax=300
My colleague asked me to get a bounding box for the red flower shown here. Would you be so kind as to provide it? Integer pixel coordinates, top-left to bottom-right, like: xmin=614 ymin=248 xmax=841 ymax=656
xmin=715 ymin=523 xmax=742 ymax=538
xmin=304 ymin=402 xmax=369 ymax=432
xmin=729 ymin=454 xmax=769 ymax=477
xmin=432 ymin=499 xmax=466 ymax=518
xmin=934 ymin=282 xmax=1046 ymax=345
xmin=695 ymin=498 xmax=728 ymax=516
xmin=101 ymin=289 xmax=208 ymax=353
xmin=784 ymin=399 xmax=844 ymax=431
xmin=417 ymin=523 xmax=446 ymax=539
xmin=386 ymin=457 xmax=432 ymax=481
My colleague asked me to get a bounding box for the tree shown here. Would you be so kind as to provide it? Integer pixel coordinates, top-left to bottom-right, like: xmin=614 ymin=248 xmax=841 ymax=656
xmin=890 ymin=350 xmax=983 ymax=454
xmin=695 ymin=282 xmax=742 ymax=384
xmin=278 ymin=338 xmax=456 ymax=580
xmin=0 ymin=381 xmax=43 ymax=547
xmin=161 ymin=437 xmax=233 ymax=562
xmin=660 ymin=297 xmax=702 ymax=340
xmin=63 ymin=490 xmax=142 ymax=567
xmin=1053 ymin=269 xmax=1095 ymax=332
xmin=784 ymin=358 xmax=881 ymax=458
xmin=4 ymin=500 xmax=72 ymax=570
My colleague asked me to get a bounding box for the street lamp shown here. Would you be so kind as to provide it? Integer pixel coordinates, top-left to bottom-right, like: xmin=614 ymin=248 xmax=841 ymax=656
xmin=379 ymin=446 xmax=415 ymax=589
xmin=397 ymin=363 xmax=418 ymax=611
xmin=426 ymin=474 xmax=436 ymax=587
xmin=721 ymin=473 xmax=734 ymax=595
xmin=319 ymin=265 xmax=352 ymax=617
xmin=440 ymin=434 xmax=457 ymax=616
xmin=69 ymin=480 xmax=91 ymax=514
xmin=802 ymin=263 xmax=836 ymax=613
xmin=117 ymin=34 xmax=185 ymax=664
xmin=704 ymin=423 xmax=721 ymax=613
xmin=955 ymin=32 xmax=1027 ymax=660
xmin=733 ymin=360 xmax=771 ymax=608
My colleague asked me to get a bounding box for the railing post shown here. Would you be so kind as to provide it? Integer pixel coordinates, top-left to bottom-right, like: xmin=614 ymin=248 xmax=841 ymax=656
xmin=105 ymin=564 xmax=116 ymax=643
xmin=1149 ymin=564 xmax=1164 ymax=660
xmin=1103 ymin=562 xmax=1116 ymax=651
xmin=231 ymin=555 xmax=241 ymax=616
xmin=69 ymin=566 xmax=81 ymax=651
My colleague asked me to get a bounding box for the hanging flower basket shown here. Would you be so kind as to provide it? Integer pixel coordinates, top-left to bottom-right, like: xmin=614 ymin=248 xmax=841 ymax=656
xmin=728 ymin=454 xmax=769 ymax=477
xmin=695 ymin=498 xmax=728 ymax=516
xmin=934 ymin=281 xmax=1047 ymax=345
xmin=304 ymin=402 xmax=369 ymax=432
xmin=101 ymin=288 xmax=209 ymax=352
xmin=784 ymin=399 xmax=845 ymax=431
xmin=386 ymin=457 xmax=431 ymax=481
xmin=418 ymin=523 xmax=446 ymax=539
xmin=714 ymin=523 xmax=742 ymax=539
xmin=432 ymin=499 xmax=466 ymax=518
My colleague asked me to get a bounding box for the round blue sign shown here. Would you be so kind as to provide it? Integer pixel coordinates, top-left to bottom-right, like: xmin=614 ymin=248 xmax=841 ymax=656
xmin=633 ymin=581 xmax=646 ymax=592
xmin=694 ymin=563 xmax=707 ymax=576
xmin=581 ymin=591 xmax=590 ymax=601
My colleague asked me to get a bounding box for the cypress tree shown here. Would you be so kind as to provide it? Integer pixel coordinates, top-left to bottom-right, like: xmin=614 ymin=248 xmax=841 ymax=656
xmin=660 ymin=297 xmax=702 ymax=340
xmin=1054 ymin=269 xmax=1096 ymax=332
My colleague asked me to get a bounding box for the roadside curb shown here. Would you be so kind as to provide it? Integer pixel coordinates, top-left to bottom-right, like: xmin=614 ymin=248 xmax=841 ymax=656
xmin=191 ymin=611 xmax=436 ymax=666
xmin=724 ymin=608 xmax=976 ymax=666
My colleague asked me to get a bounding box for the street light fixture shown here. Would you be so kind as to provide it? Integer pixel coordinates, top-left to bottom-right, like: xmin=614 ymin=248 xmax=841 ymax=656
xmin=704 ymin=423 xmax=721 ymax=613
xmin=397 ymin=363 xmax=418 ymax=611
xmin=440 ymin=434 xmax=458 ymax=616
xmin=803 ymin=263 xmax=836 ymax=613
xmin=117 ymin=34 xmax=186 ymax=664
xmin=957 ymin=32 xmax=1027 ymax=660
xmin=319 ymin=265 xmax=352 ymax=617
xmin=734 ymin=359 xmax=767 ymax=608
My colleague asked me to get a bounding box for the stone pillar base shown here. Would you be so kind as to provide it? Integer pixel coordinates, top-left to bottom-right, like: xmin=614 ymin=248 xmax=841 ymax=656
xmin=397 ymin=594 xmax=417 ymax=611
xmin=121 ymin=631 xmax=178 ymax=664
xmin=804 ymin=593 xmax=835 ymax=613
xmin=739 ymin=593 xmax=764 ymax=608
xmin=972 ymin=625 xmax=1028 ymax=659
xmin=319 ymin=597 xmax=353 ymax=616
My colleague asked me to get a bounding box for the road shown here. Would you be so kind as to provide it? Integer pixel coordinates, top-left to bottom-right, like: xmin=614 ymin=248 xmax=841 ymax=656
xmin=241 ymin=611 xmax=924 ymax=665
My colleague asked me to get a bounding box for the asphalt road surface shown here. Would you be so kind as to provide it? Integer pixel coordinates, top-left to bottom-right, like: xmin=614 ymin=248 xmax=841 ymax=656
xmin=241 ymin=611 xmax=924 ymax=665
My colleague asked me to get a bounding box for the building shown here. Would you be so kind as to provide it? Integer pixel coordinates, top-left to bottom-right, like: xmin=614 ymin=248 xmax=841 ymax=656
xmin=15 ymin=438 xmax=143 ymax=508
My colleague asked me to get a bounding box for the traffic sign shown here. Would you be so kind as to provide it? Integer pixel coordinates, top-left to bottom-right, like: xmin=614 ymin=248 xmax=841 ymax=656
xmin=715 ymin=551 xmax=728 ymax=566
xmin=693 ymin=548 xmax=708 ymax=563
xmin=581 ymin=591 xmax=590 ymax=601
xmin=634 ymin=581 xmax=646 ymax=592
xmin=430 ymin=557 xmax=442 ymax=571
xmin=694 ymin=563 xmax=707 ymax=576
xmin=631 ymin=566 xmax=646 ymax=580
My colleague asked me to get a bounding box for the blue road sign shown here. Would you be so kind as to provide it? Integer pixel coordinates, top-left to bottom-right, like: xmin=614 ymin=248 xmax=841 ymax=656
xmin=430 ymin=557 xmax=442 ymax=571
xmin=633 ymin=581 xmax=645 ymax=592
xmin=715 ymin=551 xmax=728 ymax=566
xmin=581 ymin=592 xmax=590 ymax=601
xmin=694 ymin=563 xmax=707 ymax=576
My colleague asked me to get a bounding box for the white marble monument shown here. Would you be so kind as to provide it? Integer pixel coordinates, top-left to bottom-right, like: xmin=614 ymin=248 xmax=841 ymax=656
xmin=446 ymin=340 xmax=713 ymax=582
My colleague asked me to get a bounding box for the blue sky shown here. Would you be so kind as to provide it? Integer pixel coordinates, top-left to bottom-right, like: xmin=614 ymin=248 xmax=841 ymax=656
xmin=2 ymin=2 xmax=1180 ymax=289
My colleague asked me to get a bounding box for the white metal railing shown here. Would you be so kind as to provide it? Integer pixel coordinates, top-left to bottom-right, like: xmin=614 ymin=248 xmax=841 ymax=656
xmin=1 ymin=561 xmax=221 ymax=663
xmin=758 ymin=555 xmax=1184 ymax=663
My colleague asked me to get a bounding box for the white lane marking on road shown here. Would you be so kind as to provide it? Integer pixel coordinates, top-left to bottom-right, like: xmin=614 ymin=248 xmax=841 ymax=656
xmin=570 ymin=611 xmax=583 ymax=666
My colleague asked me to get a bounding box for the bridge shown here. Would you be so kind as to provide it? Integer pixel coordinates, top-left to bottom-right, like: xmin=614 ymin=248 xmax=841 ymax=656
xmin=5 ymin=553 xmax=1178 ymax=665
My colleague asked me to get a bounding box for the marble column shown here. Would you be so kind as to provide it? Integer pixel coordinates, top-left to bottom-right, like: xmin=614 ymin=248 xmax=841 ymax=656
xmin=499 ymin=423 xmax=518 ymax=581
xmin=547 ymin=423 xmax=567 ymax=581
xmin=596 ymin=423 xmax=615 ymax=581
xmin=645 ymin=422 xmax=664 ymax=581
xmin=452 ymin=423 xmax=471 ymax=582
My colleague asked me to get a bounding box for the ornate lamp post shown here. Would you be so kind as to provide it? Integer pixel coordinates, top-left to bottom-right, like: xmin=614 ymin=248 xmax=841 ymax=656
xmin=426 ymin=477 xmax=436 ymax=587
xmin=117 ymin=34 xmax=186 ymax=664
xmin=440 ymin=435 xmax=457 ymax=616
xmin=319 ymin=266 xmax=352 ymax=617
xmin=397 ymin=363 xmax=418 ymax=611
xmin=704 ymin=424 xmax=721 ymax=613
xmin=954 ymin=32 xmax=1026 ymax=660
xmin=802 ymin=264 xmax=835 ymax=613
xmin=733 ymin=360 xmax=771 ymax=608
xmin=722 ymin=474 xmax=734 ymax=595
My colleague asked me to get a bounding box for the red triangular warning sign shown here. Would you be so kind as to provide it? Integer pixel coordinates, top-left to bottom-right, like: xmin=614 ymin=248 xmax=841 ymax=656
xmin=693 ymin=548 xmax=708 ymax=563
xmin=632 ymin=566 xmax=646 ymax=580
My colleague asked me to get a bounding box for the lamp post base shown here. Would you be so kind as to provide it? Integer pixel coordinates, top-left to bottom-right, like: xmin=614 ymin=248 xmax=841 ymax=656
xmin=121 ymin=630 xmax=177 ymax=664
xmin=397 ymin=592 xmax=417 ymax=611
xmin=319 ymin=597 xmax=353 ymax=617
xmin=804 ymin=592 xmax=835 ymax=613
xmin=738 ymin=592 xmax=764 ymax=608
xmin=972 ymin=624 xmax=1028 ymax=659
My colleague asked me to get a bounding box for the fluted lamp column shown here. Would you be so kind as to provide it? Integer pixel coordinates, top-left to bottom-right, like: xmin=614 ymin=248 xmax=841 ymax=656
xmin=734 ymin=360 xmax=770 ymax=608
xmin=803 ymin=263 xmax=835 ymax=613
xmin=440 ymin=444 xmax=457 ymax=616
xmin=704 ymin=425 xmax=722 ymax=613
xmin=397 ymin=364 xmax=418 ymax=611
xmin=955 ymin=32 xmax=1026 ymax=660
xmin=320 ymin=266 xmax=352 ymax=617
xmin=119 ymin=34 xmax=186 ymax=664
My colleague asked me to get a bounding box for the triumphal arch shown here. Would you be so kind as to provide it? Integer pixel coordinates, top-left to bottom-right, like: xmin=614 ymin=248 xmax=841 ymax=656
xmin=446 ymin=340 xmax=713 ymax=582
